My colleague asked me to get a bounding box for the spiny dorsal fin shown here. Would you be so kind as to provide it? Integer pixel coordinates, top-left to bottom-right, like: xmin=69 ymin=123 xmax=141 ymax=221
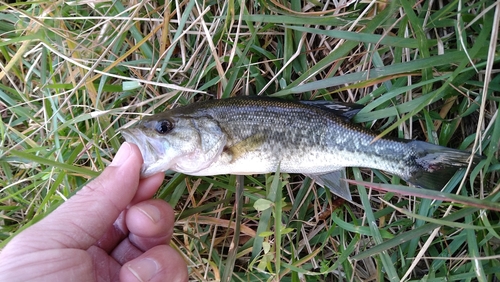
xmin=299 ymin=100 xmax=364 ymax=121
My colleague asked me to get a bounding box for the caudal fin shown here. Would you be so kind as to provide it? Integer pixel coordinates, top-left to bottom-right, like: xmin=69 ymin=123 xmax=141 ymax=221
xmin=405 ymin=141 xmax=483 ymax=190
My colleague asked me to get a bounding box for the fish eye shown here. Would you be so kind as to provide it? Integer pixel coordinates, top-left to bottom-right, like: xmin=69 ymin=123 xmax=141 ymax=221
xmin=155 ymin=119 xmax=173 ymax=134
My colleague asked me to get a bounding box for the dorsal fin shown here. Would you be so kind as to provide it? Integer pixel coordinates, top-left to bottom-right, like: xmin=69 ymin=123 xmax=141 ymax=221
xmin=299 ymin=100 xmax=364 ymax=121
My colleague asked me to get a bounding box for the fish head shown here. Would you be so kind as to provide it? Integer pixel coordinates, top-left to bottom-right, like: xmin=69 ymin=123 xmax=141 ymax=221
xmin=121 ymin=114 xmax=226 ymax=177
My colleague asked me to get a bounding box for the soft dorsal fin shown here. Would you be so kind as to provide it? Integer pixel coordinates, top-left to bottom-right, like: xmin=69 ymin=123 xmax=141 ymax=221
xmin=299 ymin=100 xmax=364 ymax=121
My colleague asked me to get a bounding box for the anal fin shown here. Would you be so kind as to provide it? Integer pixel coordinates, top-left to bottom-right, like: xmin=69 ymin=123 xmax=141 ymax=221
xmin=306 ymin=170 xmax=352 ymax=201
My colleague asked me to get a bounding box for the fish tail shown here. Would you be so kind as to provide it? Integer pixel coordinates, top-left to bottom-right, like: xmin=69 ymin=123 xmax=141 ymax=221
xmin=405 ymin=140 xmax=483 ymax=190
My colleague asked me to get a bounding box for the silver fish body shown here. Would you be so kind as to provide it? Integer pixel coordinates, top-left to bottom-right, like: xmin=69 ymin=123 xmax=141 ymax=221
xmin=121 ymin=96 xmax=481 ymax=200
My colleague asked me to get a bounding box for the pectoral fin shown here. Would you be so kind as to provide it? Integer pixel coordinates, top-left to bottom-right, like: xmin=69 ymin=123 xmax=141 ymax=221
xmin=226 ymin=134 xmax=265 ymax=163
xmin=306 ymin=170 xmax=352 ymax=201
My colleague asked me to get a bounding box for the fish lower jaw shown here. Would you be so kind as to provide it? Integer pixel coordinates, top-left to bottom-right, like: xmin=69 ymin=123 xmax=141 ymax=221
xmin=185 ymin=170 xmax=265 ymax=176
xmin=140 ymin=157 xmax=175 ymax=178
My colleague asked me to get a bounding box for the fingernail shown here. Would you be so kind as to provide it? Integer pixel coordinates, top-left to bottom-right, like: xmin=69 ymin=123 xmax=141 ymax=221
xmin=127 ymin=258 xmax=159 ymax=282
xmin=138 ymin=203 xmax=161 ymax=223
xmin=110 ymin=142 xmax=132 ymax=167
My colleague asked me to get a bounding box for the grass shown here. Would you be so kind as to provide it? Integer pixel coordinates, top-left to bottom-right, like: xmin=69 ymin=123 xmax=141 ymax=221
xmin=1 ymin=0 xmax=500 ymax=281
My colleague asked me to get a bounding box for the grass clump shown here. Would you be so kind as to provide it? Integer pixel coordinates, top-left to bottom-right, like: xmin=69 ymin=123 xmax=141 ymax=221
xmin=1 ymin=0 xmax=499 ymax=281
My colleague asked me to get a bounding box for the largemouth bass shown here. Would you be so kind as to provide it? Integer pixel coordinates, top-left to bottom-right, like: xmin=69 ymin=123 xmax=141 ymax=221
xmin=121 ymin=96 xmax=482 ymax=200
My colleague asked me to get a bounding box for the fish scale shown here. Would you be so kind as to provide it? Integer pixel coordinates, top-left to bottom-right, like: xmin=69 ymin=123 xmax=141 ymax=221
xmin=121 ymin=96 xmax=482 ymax=200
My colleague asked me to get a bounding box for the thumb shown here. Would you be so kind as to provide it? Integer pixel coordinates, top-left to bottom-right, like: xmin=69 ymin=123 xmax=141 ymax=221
xmin=13 ymin=143 xmax=144 ymax=251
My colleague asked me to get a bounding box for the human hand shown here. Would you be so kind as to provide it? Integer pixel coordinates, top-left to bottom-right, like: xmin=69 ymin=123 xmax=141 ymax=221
xmin=0 ymin=143 xmax=188 ymax=282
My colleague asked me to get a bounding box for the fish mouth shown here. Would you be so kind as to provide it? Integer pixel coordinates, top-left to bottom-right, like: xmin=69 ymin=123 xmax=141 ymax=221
xmin=120 ymin=128 xmax=160 ymax=176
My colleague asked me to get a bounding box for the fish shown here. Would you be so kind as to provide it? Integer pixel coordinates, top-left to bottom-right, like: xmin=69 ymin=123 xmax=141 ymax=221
xmin=120 ymin=96 xmax=482 ymax=201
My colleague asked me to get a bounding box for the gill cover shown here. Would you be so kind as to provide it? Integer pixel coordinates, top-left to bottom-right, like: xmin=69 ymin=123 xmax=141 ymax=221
xmin=170 ymin=117 xmax=227 ymax=174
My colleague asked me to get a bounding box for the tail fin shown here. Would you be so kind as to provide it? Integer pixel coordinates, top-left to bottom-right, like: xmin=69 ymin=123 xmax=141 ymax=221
xmin=405 ymin=141 xmax=483 ymax=190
